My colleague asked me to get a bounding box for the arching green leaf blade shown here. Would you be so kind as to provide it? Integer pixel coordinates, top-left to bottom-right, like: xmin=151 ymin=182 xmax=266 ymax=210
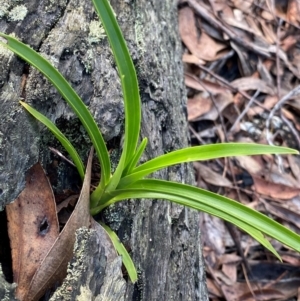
xmin=92 ymin=179 xmax=300 ymax=258
xmin=20 ymin=101 xmax=85 ymax=180
xmin=0 ymin=33 xmax=110 ymax=203
xmin=118 ymin=144 xmax=298 ymax=187
xmin=122 ymin=138 xmax=148 ymax=176
xmin=101 ymin=223 xmax=138 ymax=283
xmin=92 ymin=0 xmax=141 ymax=192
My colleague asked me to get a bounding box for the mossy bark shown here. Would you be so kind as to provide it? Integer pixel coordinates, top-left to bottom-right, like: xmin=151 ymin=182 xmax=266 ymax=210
xmin=0 ymin=0 xmax=208 ymax=300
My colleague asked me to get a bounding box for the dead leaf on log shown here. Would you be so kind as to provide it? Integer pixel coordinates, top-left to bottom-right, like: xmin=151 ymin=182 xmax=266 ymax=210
xmin=25 ymin=148 xmax=94 ymax=301
xmin=6 ymin=163 xmax=59 ymax=301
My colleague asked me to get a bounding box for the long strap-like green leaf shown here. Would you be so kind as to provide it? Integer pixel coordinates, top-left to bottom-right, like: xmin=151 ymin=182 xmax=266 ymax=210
xmin=20 ymin=101 xmax=85 ymax=180
xmin=101 ymin=223 xmax=138 ymax=282
xmin=118 ymin=143 xmax=298 ymax=187
xmin=91 ymin=0 xmax=141 ymax=194
xmin=0 ymin=33 xmax=111 ymax=197
xmin=92 ymin=179 xmax=300 ymax=259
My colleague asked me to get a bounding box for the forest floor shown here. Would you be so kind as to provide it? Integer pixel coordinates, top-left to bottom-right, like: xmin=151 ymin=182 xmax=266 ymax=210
xmin=178 ymin=1 xmax=300 ymax=300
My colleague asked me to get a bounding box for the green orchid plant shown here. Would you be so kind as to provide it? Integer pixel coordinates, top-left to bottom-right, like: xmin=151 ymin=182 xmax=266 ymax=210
xmin=1 ymin=0 xmax=300 ymax=283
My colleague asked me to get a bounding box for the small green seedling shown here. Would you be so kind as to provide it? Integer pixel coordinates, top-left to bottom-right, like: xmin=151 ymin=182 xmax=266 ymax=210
xmin=1 ymin=0 xmax=300 ymax=283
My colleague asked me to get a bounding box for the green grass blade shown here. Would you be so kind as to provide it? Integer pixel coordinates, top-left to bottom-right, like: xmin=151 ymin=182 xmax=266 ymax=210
xmin=20 ymin=101 xmax=85 ymax=180
xmin=122 ymin=138 xmax=148 ymax=176
xmin=118 ymin=143 xmax=298 ymax=187
xmin=91 ymin=179 xmax=300 ymax=258
xmin=101 ymin=223 xmax=138 ymax=283
xmin=92 ymin=0 xmax=141 ymax=191
xmin=0 ymin=34 xmax=110 ymax=202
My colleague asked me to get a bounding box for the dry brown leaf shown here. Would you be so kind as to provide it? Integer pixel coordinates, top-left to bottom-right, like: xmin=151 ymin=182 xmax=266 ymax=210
xmin=281 ymin=35 xmax=297 ymax=52
xmin=194 ymin=162 xmax=232 ymax=187
xmin=196 ymin=32 xmax=228 ymax=61
xmin=221 ymin=282 xmax=252 ymax=301
xmin=56 ymin=194 xmax=79 ymax=214
xmin=256 ymin=60 xmax=273 ymax=85
xmin=230 ymin=42 xmax=252 ymax=77
xmin=233 ymin=0 xmax=253 ymax=13
xmin=185 ymin=73 xmax=231 ymax=95
xmin=223 ymin=13 xmax=256 ymax=35
xmin=259 ymin=19 xmax=276 ymax=44
xmin=245 ymin=15 xmax=264 ymax=39
xmin=269 ymin=166 xmax=300 ymax=188
xmin=235 ymin=156 xmax=263 ymax=175
xmin=218 ymin=254 xmax=242 ymax=265
xmin=198 ymin=93 xmax=233 ymax=121
xmin=182 ymin=53 xmax=205 ymax=65
xmin=287 ymin=0 xmax=300 ymax=25
xmin=214 ymin=270 xmax=235 ymax=286
xmin=222 ymin=263 xmax=237 ymax=283
xmin=248 ymin=95 xmax=278 ymax=117
xmin=287 ymin=155 xmax=300 ymax=182
xmin=239 ymin=288 xmax=285 ymax=301
xmin=286 ymin=97 xmax=300 ymax=113
xmin=282 ymin=107 xmax=300 ymax=131
xmin=252 ymin=176 xmax=300 ymax=199
xmin=178 ymin=7 xmax=203 ymax=58
xmin=231 ymin=77 xmax=275 ymax=95
xmin=25 ymin=148 xmax=93 ymax=301
xmin=221 ymin=281 xmax=287 ymax=301
xmin=188 ymin=95 xmax=212 ymax=121
xmin=206 ymin=277 xmax=222 ymax=298
xmin=201 ymin=213 xmax=232 ymax=255
xmin=281 ymin=253 xmax=300 ymax=266
xmin=262 ymin=200 xmax=300 ymax=230
xmin=209 ymin=0 xmax=228 ymax=12
xmin=261 ymin=10 xmax=274 ymax=21
xmin=6 ymin=163 xmax=59 ymax=301
xmin=178 ymin=7 xmax=227 ymax=61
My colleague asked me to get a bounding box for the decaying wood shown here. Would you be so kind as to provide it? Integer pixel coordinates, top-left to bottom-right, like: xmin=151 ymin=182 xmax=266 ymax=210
xmin=50 ymin=227 xmax=126 ymax=301
xmin=0 ymin=0 xmax=208 ymax=300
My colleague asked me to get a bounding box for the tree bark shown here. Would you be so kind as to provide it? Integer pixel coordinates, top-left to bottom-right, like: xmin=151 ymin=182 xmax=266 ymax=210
xmin=0 ymin=0 xmax=208 ymax=300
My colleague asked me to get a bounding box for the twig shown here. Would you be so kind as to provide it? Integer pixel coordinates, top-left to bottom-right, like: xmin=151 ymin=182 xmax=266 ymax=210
xmin=187 ymin=0 xmax=271 ymax=58
xmin=187 ymin=66 xmax=269 ymax=111
xmin=189 ymin=125 xmax=206 ymax=145
xmin=247 ymin=0 xmax=300 ymax=31
xmin=229 ymin=90 xmax=260 ymax=132
xmin=266 ymin=85 xmax=300 ymax=146
xmin=49 ymin=147 xmax=76 ymax=167
xmin=275 ymin=18 xmax=283 ymax=100
xmin=199 ymin=50 xmax=235 ymax=80
xmin=280 ymin=110 xmax=300 ymax=149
